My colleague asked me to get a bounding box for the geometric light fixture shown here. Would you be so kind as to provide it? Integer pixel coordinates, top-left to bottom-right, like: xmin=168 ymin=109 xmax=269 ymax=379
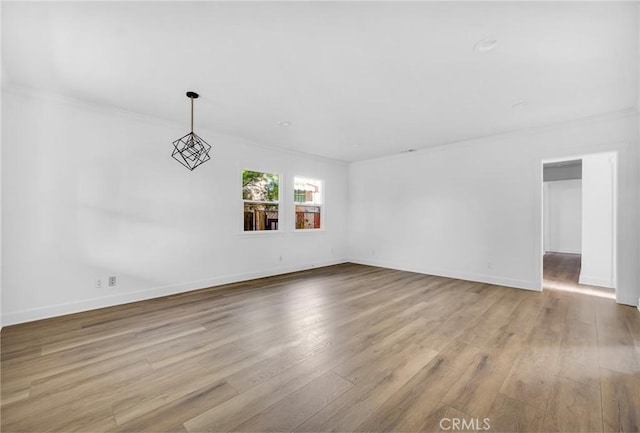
xmin=172 ymin=91 xmax=212 ymax=171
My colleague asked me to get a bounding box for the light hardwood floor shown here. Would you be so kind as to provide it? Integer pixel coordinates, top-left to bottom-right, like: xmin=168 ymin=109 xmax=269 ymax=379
xmin=1 ymin=260 xmax=639 ymax=433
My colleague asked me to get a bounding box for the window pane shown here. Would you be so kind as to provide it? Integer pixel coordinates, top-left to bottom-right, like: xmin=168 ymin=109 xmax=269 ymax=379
xmin=294 ymin=177 xmax=322 ymax=230
xmin=243 ymin=170 xmax=279 ymax=202
xmin=244 ymin=202 xmax=279 ymax=231
xmin=295 ymin=205 xmax=321 ymax=229
xmin=293 ymin=177 xmax=322 ymax=205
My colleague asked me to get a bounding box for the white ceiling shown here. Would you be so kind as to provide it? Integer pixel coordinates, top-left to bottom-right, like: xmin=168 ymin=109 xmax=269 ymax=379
xmin=2 ymin=1 xmax=638 ymax=161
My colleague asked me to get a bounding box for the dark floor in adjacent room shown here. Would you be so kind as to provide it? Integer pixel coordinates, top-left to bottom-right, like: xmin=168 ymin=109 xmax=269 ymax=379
xmin=543 ymin=252 xmax=616 ymax=300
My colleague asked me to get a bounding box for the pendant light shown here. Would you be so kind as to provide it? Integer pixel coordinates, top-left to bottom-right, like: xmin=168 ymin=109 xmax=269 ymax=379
xmin=172 ymin=91 xmax=212 ymax=171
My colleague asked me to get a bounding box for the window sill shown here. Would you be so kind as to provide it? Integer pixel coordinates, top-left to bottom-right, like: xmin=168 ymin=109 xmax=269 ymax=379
xmin=237 ymin=231 xmax=286 ymax=238
xmin=236 ymin=229 xmax=326 ymax=237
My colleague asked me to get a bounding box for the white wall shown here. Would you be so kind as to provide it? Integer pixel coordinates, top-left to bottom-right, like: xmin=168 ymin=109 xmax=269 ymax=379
xmin=580 ymin=153 xmax=615 ymax=288
xmin=348 ymin=111 xmax=639 ymax=306
xmin=1 ymin=89 xmax=349 ymax=325
xmin=2 ymin=93 xmax=639 ymax=327
xmin=544 ymin=179 xmax=581 ymax=254
xmin=0 ymin=15 xmax=3 ymax=329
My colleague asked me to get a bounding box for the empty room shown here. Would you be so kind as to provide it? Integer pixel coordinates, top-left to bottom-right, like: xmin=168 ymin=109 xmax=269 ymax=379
xmin=1 ymin=1 xmax=639 ymax=433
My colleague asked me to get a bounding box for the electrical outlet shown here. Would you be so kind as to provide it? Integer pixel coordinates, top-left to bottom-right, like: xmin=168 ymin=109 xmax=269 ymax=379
xmin=95 ymin=279 xmax=103 ymax=289
xmin=108 ymin=276 xmax=117 ymax=287
xmin=279 ymin=255 xmax=283 ymax=262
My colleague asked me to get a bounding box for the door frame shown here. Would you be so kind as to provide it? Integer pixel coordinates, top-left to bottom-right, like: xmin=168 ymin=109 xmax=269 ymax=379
xmin=538 ymin=152 xmax=617 ymax=294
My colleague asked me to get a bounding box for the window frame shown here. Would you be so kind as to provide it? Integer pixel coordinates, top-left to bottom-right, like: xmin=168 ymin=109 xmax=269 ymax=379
xmin=293 ymin=176 xmax=325 ymax=232
xmin=240 ymin=168 xmax=283 ymax=234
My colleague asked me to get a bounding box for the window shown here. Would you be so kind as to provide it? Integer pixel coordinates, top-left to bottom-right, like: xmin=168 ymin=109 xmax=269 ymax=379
xmin=294 ymin=177 xmax=323 ymax=230
xmin=242 ymin=170 xmax=279 ymax=231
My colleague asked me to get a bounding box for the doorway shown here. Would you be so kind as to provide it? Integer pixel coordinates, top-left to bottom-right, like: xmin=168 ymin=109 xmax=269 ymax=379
xmin=541 ymin=153 xmax=616 ymax=299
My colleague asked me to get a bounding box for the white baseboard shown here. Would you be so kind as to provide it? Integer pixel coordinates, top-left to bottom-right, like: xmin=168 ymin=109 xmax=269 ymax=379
xmin=2 ymin=258 xmax=348 ymax=327
xmin=4 ymin=258 xmax=631 ymax=327
xmin=578 ymin=274 xmax=614 ymax=288
xmin=349 ymin=257 xmax=541 ymax=292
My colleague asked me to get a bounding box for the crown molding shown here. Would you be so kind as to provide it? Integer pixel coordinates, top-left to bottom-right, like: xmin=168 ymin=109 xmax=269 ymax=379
xmin=351 ymin=107 xmax=639 ymax=166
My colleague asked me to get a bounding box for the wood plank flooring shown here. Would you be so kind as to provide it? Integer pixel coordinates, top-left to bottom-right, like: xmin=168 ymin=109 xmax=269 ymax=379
xmin=1 ymin=259 xmax=639 ymax=433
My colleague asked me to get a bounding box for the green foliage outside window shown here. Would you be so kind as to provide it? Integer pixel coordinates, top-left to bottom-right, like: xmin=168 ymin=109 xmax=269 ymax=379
xmin=242 ymin=170 xmax=279 ymax=202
